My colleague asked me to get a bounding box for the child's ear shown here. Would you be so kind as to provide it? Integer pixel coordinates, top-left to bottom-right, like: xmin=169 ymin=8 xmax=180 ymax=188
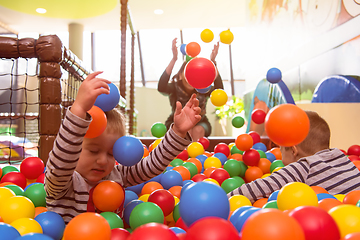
xmin=292 ymin=146 xmax=299 ymax=157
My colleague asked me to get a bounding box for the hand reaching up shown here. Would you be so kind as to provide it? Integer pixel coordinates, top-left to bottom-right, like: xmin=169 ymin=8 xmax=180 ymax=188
xmin=172 ymin=94 xmax=202 ymax=138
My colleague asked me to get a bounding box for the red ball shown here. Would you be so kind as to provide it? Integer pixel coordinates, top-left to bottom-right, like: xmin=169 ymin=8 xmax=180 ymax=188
xmin=248 ymin=131 xmax=261 ymax=144
xmin=177 ymin=150 xmax=189 ymax=161
xmin=348 ymin=155 xmax=360 ymax=162
xmin=289 ymin=206 xmax=340 ymax=240
xmin=184 ymin=57 xmax=217 ymax=89
xmin=148 ymin=189 xmax=175 ymax=216
xmin=198 ymin=137 xmax=210 ymax=150
xmin=242 ymin=149 xmax=261 ymax=166
xmin=36 ymin=173 xmax=45 ymax=183
xmin=1 ymin=172 xmax=26 ymax=189
xmin=191 ymin=173 xmax=208 ymax=182
xmin=214 ymin=143 xmax=230 ymax=157
xmin=209 ymin=168 xmax=230 ymax=185
xmin=348 ymin=145 xmax=360 ymax=157
xmin=184 ymin=217 xmax=240 ymax=240
xmin=20 ymin=157 xmax=44 ymax=180
xmin=111 ymin=228 xmax=131 ymax=240
xmin=251 ymin=109 xmax=267 ymax=124
xmin=128 ymin=223 xmax=178 ymax=240
xmin=175 ymin=217 xmax=188 ymax=231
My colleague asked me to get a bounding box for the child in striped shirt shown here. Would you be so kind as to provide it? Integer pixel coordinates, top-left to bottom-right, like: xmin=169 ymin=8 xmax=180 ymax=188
xmin=228 ymin=110 xmax=360 ymax=202
xmin=44 ymin=71 xmax=202 ymax=223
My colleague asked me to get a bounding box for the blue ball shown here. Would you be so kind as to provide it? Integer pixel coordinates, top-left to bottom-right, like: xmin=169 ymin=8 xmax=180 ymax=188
xmin=15 ymin=233 xmax=54 ymax=240
xmin=229 ymin=206 xmax=254 ymax=226
xmin=0 ymin=222 xmax=21 ymax=240
xmin=268 ymin=190 xmax=280 ymax=202
xmin=124 ymin=190 xmax=138 ymax=208
xmin=213 ymin=152 xmax=228 ymax=165
xmin=317 ymin=193 xmax=337 ymax=201
xmin=180 ymin=44 xmax=187 ymax=55
xmin=196 ymin=85 xmax=212 ymax=94
xmin=126 ymin=182 xmax=144 ymax=196
xmin=123 ymin=199 xmax=143 ymax=225
xmin=169 ymin=227 xmax=186 ymax=234
xmin=34 ymin=211 xmax=65 ymax=240
xmin=147 ymin=173 xmax=163 ymax=183
xmin=179 ymin=181 xmax=230 ymax=227
xmin=196 ymin=155 xmax=207 ymax=173
xmin=94 ymin=82 xmax=121 ymax=112
xmin=266 ymin=67 xmax=282 ymax=84
xmin=265 ymin=152 xmax=276 ymax=162
xmin=113 ymin=136 xmax=144 ymax=166
xmin=252 ymin=142 xmax=267 ymax=152
xmin=160 ymin=170 xmax=183 ymax=189
xmin=234 ymin=208 xmax=261 ymax=232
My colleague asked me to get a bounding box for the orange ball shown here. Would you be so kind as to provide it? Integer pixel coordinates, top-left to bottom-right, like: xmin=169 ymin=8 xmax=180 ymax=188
xmin=186 ymin=158 xmax=202 ymax=173
xmin=311 ymin=186 xmax=329 ymax=194
xmin=253 ymin=198 xmax=268 ymax=208
xmin=63 ymin=212 xmax=111 ymax=240
xmin=185 ymin=42 xmax=201 ymax=57
xmin=352 ymin=161 xmax=360 ymax=171
xmin=141 ymin=181 xmax=163 ymax=196
xmin=34 ymin=207 xmax=47 ymax=217
xmin=143 ymin=145 xmax=149 ymax=158
xmin=265 ymin=104 xmax=310 ymax=147
xmin=203 ymin=167 xmax=217 ymax=178
xmin=269 ymin=147 xmax=282 ymax=160
xmin=235 ymin=134 xmax=253 ymax=151
xmin=257 ymin=158 xmax=271 ymax=174
xmin=318 ymin=198 xmax=342 ymax=212
xmin=244 ymin=166 xmax=263 ymax=183
xmin=343 ymin=190 xmax=360 ymax=205
xmin=168 ymin=186 xmax=182 ymax=199
xmin=172 ymin=166 xmax=191 ymax=181
xmin=85 ymin=106 xmax=107 ymax=138
xmin=92 ymin=181 xmax=124 ymax=212
xmin=229 ymin=153 xmax=243 ymax=161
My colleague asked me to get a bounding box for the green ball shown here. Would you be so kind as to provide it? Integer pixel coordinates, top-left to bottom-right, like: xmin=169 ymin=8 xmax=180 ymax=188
xmin=170 ymin=158 xmax=184 ymax=167
xmin=232 ymin=116 xmax=245 ymax=128
xmin=1 ymin=165 xmax=19 ymax=178
xmin=186 ymin=55 xmax=194 ymax=62
xmin=232 ymin=176 xmax=245 ymax=185
xmin=357 ymin=200 xmax=360 ymax=208
xmin=223 ymin=159 xmax=241 ymax=177
xmin=151 ymin=122 xmax=167 ymax=138
xmin=129 ymin=202 xmax=164 ymax=230
xmin=100 ymin=212 xmax=124 ymax=229
xmin=173 ymin=203 xmax=180 ymax=223
xmin=238 ymin=161 xmax=248 ymax=178
xmin=257 ymin=150 xmax=267 ymax=159
xmin=230 ymin=145 xmax=244 ymax=155
xmin=262 ymin=200 xmax=278 ymax=209
xmin=4 ymin=184 xmax=24 ymax=196
xmin=270 ymin=160 xmax=285 ymax=173
xmin=221 ymin=177 xmax=244 ymax=194
xmin=182 ymin=162 xmax=198 ymax=178
xmin=24 ymin=183 xmax=46 ymax=207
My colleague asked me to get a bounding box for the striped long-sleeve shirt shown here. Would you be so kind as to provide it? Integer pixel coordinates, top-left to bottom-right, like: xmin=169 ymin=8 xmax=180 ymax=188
xmin=45 ymin=109 xmax=191 ymax=224
xmin=228 ymin=148 xmax=360 ymax=203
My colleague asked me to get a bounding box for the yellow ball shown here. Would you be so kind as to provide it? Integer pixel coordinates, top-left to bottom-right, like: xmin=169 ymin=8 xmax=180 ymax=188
xmin=204 ymin=156 xmax=222 ymax=169
xmin=152 ymin=138 xmax=162 ymax=149
xmin=329 ymin=204 xmax=360 ymax=238
xmin=0 ymin=196 xmax=35 ymax=223
xmin=11 ymin=217 xmax=43 ymax=236
xmin=277 ymin=182 xmax=318 ymax=211
xmin=229 ymin=195 xmax=252 ymax=212
xmin=261 ymin=173 xmax=271 ymax=179
xmin=174 ymin=196 xmax=180 ymax=205
xmin=187 ymin=142 xmax=205 ymax=158
xmin=210 ymin=89 xmax=228 ymax=107
xmin=272 ymin=167 xmax=283 ymax=173
xmin=0 ymin=187 xmax=16 ymax=202
xmin=200 ymin=29 xmax=214 ymax=43
xmin=138 ymin=193 xmax=150 ymax=202
xmin=220 ymin=30 xmax=234 ymax=44
xmin=203 ymin=178 xmax=220 ymax=186
xmin=334 ymin=194 xmax=345 ymax=202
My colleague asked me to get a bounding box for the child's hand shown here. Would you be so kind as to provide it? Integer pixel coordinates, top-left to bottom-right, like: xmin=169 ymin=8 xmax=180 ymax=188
xmin=172 ymin=38 xmax=178 ymax=61
xmin=210 ymin=41 xmax=220 ymax=63
xmin=71 ymin=71 xmax=111 ymax=119
xmin=172 ymin=94 xmax=201 ymax=138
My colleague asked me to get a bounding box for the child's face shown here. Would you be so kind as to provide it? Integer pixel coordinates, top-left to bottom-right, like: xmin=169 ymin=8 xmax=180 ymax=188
xmin=75 ymin=130 xmax=119 ymax=184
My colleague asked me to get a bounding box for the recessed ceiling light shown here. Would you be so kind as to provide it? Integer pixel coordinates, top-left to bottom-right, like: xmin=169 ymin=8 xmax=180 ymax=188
xmin=154 ymin=9 xmax=163 ymax=15
xmin=36 ymin=8 xmax=47 ymax=14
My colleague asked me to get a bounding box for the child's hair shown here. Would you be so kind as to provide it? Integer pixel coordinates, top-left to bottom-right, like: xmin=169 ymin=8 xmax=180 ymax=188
xmin=297 ymin=110 xmax=331 ymax=155
xmin=104 ymin=107 xmax=126 ymax=137
xmin=172 ymin=61 xmax=187 ymax=82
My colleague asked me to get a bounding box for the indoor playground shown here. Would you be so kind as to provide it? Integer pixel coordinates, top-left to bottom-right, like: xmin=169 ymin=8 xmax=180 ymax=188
xmin=0 ymin=0 xmax=360 ymax=239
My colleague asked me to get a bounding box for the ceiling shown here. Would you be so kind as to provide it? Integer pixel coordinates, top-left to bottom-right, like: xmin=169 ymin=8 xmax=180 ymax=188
xmin=0 ymin=0 xmax=246 ymax=34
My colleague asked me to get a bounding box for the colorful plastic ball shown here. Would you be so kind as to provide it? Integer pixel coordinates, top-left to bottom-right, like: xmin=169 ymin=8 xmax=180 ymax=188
xmin=277 ymin=182 xmax=318 ymax=211
xmin=210 ymin=89 xmax=228 ymax=107
xmin=196 ymin=85 xmax=212 ymax=94
xmin=253 ymin=198 xmax=268 ymax=208
xmin=186 ymin=158 xmax=202 ymax=173
xmin=148 ymin=189 xmax=175 ymax=217
xmin=232 ymin=116 xmax=245 ymax=128
xmin=347 ymin=145 xmax=360 ymax=156
xmin=187 ymin=142 xmax=204 ymax=158
xmin=252 ymin=142 xmax=267 ymax=152
xmin=265 ymin=104 xmax=310 ymax=147
xmin=318 ymin=198 xmax=342 ymax=212
xmin=229 ymin=206 xmax=254 ymax=226
xmin=317 ymin=193 xmax=337 ymax=201
xmin=24 ymin=183 xmax=46 ymax=207
xmin=184 ymin=57 xmax=217 ymax=89
xmin=343 ymin=190 xmax=360 ymax=205
xmin=211 ymin=153 xmax=226 ymax=166
xmin=242 ymin=149 xmax=260 ymax=166
xmin=265 ymin=151 xmax=276 ymax=162
xmin=113 ymin=136 xmax=144 ymax=166
xmin=223 ymin=159 xmax=241 ymax=177
xmin=200 ymin=28 xmax=214 ymax=43
xmin=185 ymin=42 xmax=201 ymax=58
xmin=214 ymin=143 xmax=230 ymax=157
xmin=123 ymin=200 xmax=143 ymax=225
xmin=172 ymin=166 xmax=190 ymax=181
xmin=126 ymin=182 xmax=144 ymax=196
xmin=34 ymin=211 xmax=65 ymax=240
xmin=221 ymin=178 xmax=243 ymax=194
xmin=11 ymin=218 xmax=42 ymax=236
xmin=210 ymin=168 xmax=230 ymax=186
xmin=129 ymin=202 xmax=164 ymax=230
xmin=15 ymin=233 xmax=54 ymax=240
xmin=177 ymin=150 xmax=189 ymax=161
xmin=128 ymin=223 xmax=178 ymax=240
xmin=197 ymin=137 xmax=210 ymax=150
xmin=124 ymin=190 xmax=138 ymax=208
xmin=84 ymin=105 xmax=107 ymax=138
xmin=235 ymin=134 xmax=253 ymax=151
xmin=268 ymin=191 xmax=280 ymax=202
xmin=151 ymin=122 xmax=167 ymax=138
xmin=185 ymin=55 xmax=193 ymax=62
xmin=20 ymin=157 xmax=44 ymax=180
xmin=234 ymin=207 xmax=261 ymax=232
xmin=262 ymin=200 xmax=278 ymax=209
xmin=94 ymin=82 xmax=120 ymax=112
xmin=229 ymin=195 xmax=252 ymax=212
xmin=179 ymin=181 xmax=230 ymax=227
xmin=203 ymin=156 xmax=222 ymax=169
xmin=266 ymin=67 xmax=282 ymax=84
xmin=251 ymin=109 xmax=266 ymax=124
xmin=270 ymin=160 xmax=285 ymax=173
xmin=0 ymin=186 xmax=16 ymax=203
xmin=169 ymin=226 xmax=186 ymax=235
xmin=329 ymin=204 xmax=360 ymax=238
xmin=257 ymin=158 xmax=271 ymax=174
xmin=100 ymin=212 xmax=124 ymax=229
xmin=110 ymin=228 xmax=130 ymax=240
xmin=241 ymin=209 xmax=305 ymax=240
xmin=160 ymin=170 xmax=183 ymax=190
xmin=185 ymin=217 xmax=240 ymax=240
xmin=182 ymin=162 xmax=198 ymax=178
xmin=63 ymin=212 xmax=111 ymax=240
xmin=244 ymin=166 xmax=263 ymax=182
xmin=0 ymin=196 xmax=35 ymax=223
xmin=219 ymin=30 xmax=234 ymax=44
xmin=0 ymin=222 xmax=21 ymax=240
xmin=36 ymin=173 xmax=45 ymax=184
xmin=289 ymin=206 xmax=340 ymax=240
xmin=180 ymin=44 xmax=187 ymax=55
xmin=1 ymin=165 xmax=19 ymax=178
xmin=1 ymin=172 xmax=27 ymax=189
xmin=141 ymin=182 xmax=163 ymax=196
xmin=4 ymin=184 xmax=24 ymax=196
xmin=248 ymin=131 xmax=260 ymax=144
xmin=92 ymin=181 xmax=124 ymax=212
